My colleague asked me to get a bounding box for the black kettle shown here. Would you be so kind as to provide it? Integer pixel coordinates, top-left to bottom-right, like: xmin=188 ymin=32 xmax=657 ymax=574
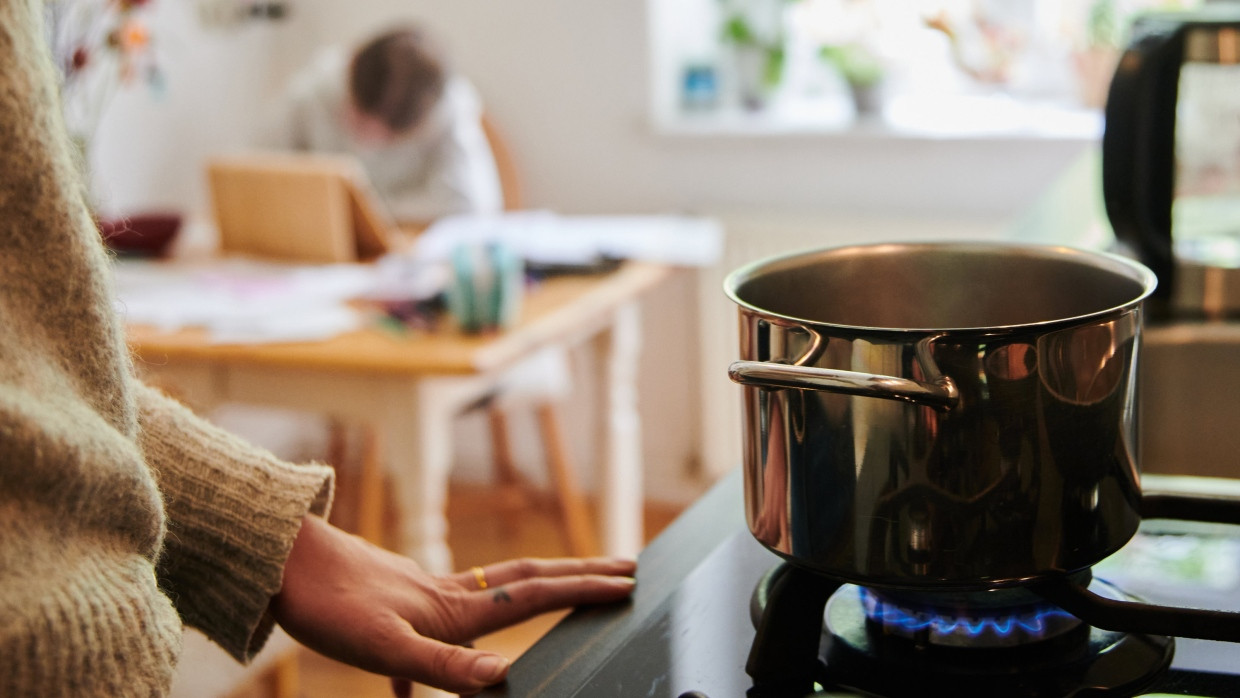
xmin=1104 ymin=5 xmax=1240 ymax=319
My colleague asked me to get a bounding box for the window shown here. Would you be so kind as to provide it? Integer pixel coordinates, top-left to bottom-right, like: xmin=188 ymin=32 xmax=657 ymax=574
xmin=651 ymin=0 xmax=1200 ymax=137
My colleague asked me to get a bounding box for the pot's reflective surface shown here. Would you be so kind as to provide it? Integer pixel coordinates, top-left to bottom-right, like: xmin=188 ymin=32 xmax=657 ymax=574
xmin=729 ymin=243 xmax=1157 ymax=588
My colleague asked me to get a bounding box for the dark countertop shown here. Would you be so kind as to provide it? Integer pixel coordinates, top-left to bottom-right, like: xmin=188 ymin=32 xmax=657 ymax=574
xmin=477 ymin=470 xmax=1240 ymax=698
xmin=477 ymin=469 xmax=757 ymax=698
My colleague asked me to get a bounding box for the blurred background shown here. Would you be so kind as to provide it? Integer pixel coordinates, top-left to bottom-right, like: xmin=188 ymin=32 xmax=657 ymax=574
xmin=59 ymin=1 xmax=1213 ymax=694
xmin=81 ymin=0 xmax=1179 ymax=505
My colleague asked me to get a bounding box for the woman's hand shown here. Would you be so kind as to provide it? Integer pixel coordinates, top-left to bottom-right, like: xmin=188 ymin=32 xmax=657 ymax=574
xmin=269 ymin=515 xmax=637 ymax=696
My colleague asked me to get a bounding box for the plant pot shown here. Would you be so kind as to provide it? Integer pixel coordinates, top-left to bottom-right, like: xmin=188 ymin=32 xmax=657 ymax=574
xmin=849 ymin=82 xmax=883 ymax=117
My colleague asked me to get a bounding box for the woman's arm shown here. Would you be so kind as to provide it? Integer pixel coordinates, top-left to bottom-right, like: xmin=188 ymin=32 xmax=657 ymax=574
xmin=135 ymin=383 xmax=334 ymax=661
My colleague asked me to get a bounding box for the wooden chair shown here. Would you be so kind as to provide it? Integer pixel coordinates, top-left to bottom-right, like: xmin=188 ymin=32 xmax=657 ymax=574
xmin=332 ymin=114 xmax=599 ymax=558
xmin=476 ymin=114 xmax=598 ymax=558
xmin=480 ymin=114 xmax=523 ymax=213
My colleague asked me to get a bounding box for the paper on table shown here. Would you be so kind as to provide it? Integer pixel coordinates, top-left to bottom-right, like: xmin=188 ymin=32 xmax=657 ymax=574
xmin=112 ymin=258 xmax=379 ymax=343
xmin=208 ymin=304 xmax=364 ymax=344
xmin=413 ymin=211 xmax=724 ymax=267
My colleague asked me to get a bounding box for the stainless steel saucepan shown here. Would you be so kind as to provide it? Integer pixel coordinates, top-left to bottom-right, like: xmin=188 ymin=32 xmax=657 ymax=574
xmin=727 ymin=242 xmax=1159 ymax=588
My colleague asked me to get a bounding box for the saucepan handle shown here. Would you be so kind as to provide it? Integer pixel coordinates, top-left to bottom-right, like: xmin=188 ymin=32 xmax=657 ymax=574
xmin=728 ymin=360 xmax=959 ymax=411
xmin=1031 ymin=574 xmax=1240 ymax=643
xmin=1030 ymin=487 xmax=1240 ymax=643
xmin=1141 ymin=491 xmax=1240 ymax=526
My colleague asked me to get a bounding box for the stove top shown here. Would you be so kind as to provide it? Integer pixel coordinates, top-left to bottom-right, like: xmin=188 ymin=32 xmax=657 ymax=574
xmin=479 ymin=473 xmax=1240 ymax=698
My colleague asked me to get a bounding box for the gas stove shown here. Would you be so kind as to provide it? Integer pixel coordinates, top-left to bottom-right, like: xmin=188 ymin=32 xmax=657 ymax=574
xmin=479 ymin=472 xmax=1240 ymax=698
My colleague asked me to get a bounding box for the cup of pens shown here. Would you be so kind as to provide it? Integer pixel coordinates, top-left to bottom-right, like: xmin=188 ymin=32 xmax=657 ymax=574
xmin=446 ymin=241 xmax=524 ymax=334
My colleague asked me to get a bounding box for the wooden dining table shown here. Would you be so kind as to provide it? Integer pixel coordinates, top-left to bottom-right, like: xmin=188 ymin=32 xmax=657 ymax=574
xmin=126 ymin=260 xmax=672 ymax=574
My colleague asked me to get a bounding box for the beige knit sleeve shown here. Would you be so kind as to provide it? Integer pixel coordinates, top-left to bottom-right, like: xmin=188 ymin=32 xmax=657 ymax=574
xmin=134 ymin=383 xmax=334 ymax=662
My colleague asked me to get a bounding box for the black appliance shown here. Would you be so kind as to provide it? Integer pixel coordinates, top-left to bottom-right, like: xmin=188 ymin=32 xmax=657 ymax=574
xmin=1104 ymin=5 xmax=1240 ymax=319
xmin=479 ymin=472 xmax=1240 ymax=698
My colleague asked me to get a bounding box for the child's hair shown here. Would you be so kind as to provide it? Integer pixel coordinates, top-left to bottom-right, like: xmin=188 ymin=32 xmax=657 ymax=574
xmin=349 ymin=26 xmax=447 ymax=134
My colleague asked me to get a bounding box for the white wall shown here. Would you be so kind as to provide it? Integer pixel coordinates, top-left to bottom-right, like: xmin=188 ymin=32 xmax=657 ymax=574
xmin=90 ymin=1 xmax=310 ymax=215
xmin=96 ymin=0 xmax=1090 ymax=220
xmin=93 ymin=0 xmax=1092 ymax=502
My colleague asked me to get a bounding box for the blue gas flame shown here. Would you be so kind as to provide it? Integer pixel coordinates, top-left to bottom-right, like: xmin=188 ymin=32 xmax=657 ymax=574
xmin=860 ymin=588 xmax=1076 ymax=639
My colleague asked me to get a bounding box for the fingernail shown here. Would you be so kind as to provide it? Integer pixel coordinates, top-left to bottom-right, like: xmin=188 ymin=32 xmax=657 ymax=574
xmin=611 ymin=576 xmax=637 ymax=589
xmin=472 ymin=654 xmax=510 ymax=683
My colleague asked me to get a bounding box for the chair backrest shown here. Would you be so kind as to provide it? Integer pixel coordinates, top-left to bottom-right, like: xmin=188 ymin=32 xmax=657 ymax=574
xmin=480 ymin=114 xmax=523 ymax=212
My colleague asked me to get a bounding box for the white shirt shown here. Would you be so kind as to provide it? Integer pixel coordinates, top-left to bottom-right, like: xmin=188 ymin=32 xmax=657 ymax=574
xmin=266 ymin=48 xmax=503 ymax=224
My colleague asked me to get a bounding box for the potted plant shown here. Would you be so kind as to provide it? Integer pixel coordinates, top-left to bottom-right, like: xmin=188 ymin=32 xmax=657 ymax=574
xmin=1072 ymin=0 xmax=1124 ymax=109
xmin=46 ymin=0 xmax=179 ymax=256
xmin=819 ymin=43 xmax=885 ymax=116
xmin=47 ymin=0 xmax=162 ymax=167
xmin=719 ymin=0 xmax=790 ymax=111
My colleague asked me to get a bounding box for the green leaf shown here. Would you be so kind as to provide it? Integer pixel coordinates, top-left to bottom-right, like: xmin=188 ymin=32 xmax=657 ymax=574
xmin=764 ymin=46 xmax=786 ymax=87
xmin=721 ymin=15 xmax=756 ymax=45
xmin=1086 ymin=0 xmax=1120 ymax=48
xmin=819 ymin=44 xmax=883 ymax=87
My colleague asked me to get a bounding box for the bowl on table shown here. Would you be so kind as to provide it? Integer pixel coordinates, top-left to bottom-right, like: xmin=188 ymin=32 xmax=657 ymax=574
xmin=98 ymin=212 xmax=183 ymax=258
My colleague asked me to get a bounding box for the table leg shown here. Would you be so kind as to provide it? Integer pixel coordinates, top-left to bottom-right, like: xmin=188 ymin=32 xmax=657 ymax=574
xmin=595 ymin=301 xmax=644 ymax=558
xmin=138 ymin=364 xmax=223 ymax=414
xmin=380 ymin=381 xmax=457 ymax=575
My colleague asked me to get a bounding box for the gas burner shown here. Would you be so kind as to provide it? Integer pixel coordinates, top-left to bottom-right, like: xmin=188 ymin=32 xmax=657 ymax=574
xmin=747 ymin=563 xmax=1176 ymax=698
xmin=859 ymin=586 xmax=1082 ymax=648
xmin=825 ymin=581 xmax=1173 ymax=696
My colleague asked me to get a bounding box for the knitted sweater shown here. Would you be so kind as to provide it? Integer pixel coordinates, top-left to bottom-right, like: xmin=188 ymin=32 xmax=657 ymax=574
xmin=0 ymin=2 xmax=334 ymax=695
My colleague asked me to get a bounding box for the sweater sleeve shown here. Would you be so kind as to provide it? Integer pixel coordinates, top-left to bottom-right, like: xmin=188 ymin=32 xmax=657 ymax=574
xmin=134 ymin=383 xmax=334 ymax=662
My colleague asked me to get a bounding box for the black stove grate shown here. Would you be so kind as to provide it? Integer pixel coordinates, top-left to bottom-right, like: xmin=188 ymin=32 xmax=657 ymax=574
xmin=746 ymin=564 xmax=1185 ymax=698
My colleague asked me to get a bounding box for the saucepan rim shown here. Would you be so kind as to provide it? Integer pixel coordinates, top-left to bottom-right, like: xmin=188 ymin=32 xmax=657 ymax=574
xmin=723 ymin=240 xmax=1159 ymax=334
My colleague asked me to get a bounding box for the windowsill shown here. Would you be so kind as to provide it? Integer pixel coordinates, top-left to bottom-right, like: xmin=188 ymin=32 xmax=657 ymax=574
xmin=653 ymin=93 xmax=1104 ymax=143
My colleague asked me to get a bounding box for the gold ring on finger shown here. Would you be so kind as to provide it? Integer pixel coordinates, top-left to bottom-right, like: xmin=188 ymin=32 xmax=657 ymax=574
xmin=471 ymin=565 xmax=489 ymax=590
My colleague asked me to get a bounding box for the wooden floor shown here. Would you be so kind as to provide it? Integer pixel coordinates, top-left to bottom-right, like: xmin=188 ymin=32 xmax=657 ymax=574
xmin=278 ymin=483 xmax=687 ymax=698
